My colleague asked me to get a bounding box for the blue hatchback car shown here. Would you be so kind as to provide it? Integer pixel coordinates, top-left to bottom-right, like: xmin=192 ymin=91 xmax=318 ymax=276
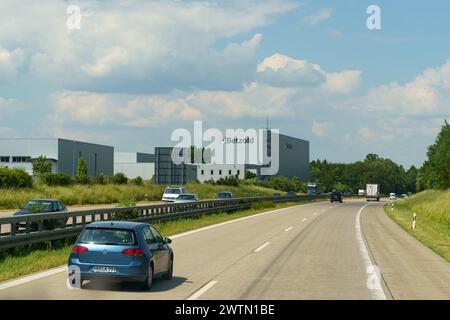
xmin=68 ymin=221 xmax=173 ymax=290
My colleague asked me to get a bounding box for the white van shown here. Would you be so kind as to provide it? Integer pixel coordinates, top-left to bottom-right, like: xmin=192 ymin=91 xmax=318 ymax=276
xmin=162 ymin=187 xmax=187 ymax=202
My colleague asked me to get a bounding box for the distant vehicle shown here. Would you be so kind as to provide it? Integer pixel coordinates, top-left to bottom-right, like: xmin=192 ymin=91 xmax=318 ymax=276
xmin=389 ymin=193 xmax=397 ymax=200
xmin=173 ymin=194 xmax=199 ymax=203
xmin=286 ymin=191 xmax=296 ymax=196
xmin=216 ymin=192 xmax=233 ymax=199
xmin=358 ymin=189 xmax=365 ymax=196
xmin=68 ymin=221 xmax=173 ymax=290
xmin=366 ymin=184 xmax=380 ymax=201
xmin=162 ymin=187 xmax=186 ymax=202
xmin=307 ymin=183 xmax=320 ymax=196
xmin=330 ymin=191 xmax=343 ymax=203
xmin=14 ymin=199 xmax=68 ymax=231
xmin=401 ymin=194 xmax=408 ymax=198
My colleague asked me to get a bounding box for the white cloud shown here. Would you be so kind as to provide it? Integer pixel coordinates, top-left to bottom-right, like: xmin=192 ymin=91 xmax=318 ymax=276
xmin=325 ymin=70 xmax=361 ymax=94
xmin=312 ymin=120 xmax=335 ymax=137
xmin=0 ymin=0 xmax=296 ymax=92
xmin=0 ymin=47 xmax=25 ymax=83
xmin=50 ymin=82 xmax=295 ymax=128
xmin=358 ymin=127 xmax=375 ymax=141
xmin=365 ymin=58 xmax=450 ymax=116
xmin=256 ymin=53 xmax=326 ymax=87
xmin=305 ymin=7 xmax=333 ymax=26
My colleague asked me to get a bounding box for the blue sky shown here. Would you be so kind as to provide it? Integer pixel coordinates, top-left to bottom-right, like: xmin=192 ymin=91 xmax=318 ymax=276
xmin=0 ymin=0 xmax=449 ymax=169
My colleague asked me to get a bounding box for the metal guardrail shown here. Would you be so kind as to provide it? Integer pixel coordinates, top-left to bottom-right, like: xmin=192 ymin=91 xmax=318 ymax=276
xmin=0 ymin=195 xmax=326 ymax=250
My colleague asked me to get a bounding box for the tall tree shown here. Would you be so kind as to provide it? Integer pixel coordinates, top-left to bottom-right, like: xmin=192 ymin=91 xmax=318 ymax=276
xmin=77 ymin=157 xmax=88 ymax=177
xmin=32 ymin=155 xmax=51 ymax=177
xmin=417 ymin=120 xmax=450 ymax=190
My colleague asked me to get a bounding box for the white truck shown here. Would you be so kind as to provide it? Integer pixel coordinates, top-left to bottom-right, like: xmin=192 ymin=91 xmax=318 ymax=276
xmin=366 ymin=184 xmax=380 ymax=201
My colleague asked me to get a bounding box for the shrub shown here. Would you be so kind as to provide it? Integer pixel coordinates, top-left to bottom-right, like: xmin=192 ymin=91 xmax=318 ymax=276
xmin=130 ymin=176 xmax=143 ymax=185
xmin=94 ymin=173 xmax=108 ymax=185
xmin=114 ymin=199 xmax=139 ymax=220
xmin=74 ymin=175 xmax=90 ymax=185
xmin=40 ymin=172 xmax=73 ymax=186
xmin=215 ymin=176 xmax=240 ymax=187
xmin=0 ymin=168 xmax=33 ymax=188
xmin=245 ymin=170 xmax=257 ymax=180
xmin=111 ymin=172 xmax=128 ymax=185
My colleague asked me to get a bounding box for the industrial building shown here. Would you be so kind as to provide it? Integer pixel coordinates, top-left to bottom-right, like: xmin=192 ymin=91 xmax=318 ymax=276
xmin=0 ymin=138 xmax=114 ymax=176
xmin=114 ymin=152 xmax=155 ymax=180
xmin=153 ymin=130 xmax=309 ymax=185
xmin=154 ymin=147 xmax=197 ymax=185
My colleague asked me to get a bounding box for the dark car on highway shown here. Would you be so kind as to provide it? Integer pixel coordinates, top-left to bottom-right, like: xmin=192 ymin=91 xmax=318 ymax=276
xmin=68 ymin=221 xmax=173 ymax=290
xmin=14 ymin=199 xmax=68 ymax=231
xmin=286 ymin=191 xmax=296 ymax=196
xmin=330 ymin=191 xmax=343 ymax=203
xmin=216 ymin=192 xmax=233 ymax=199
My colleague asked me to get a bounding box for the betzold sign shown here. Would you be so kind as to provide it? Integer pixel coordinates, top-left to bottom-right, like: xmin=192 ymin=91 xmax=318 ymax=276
xmin=221 ymin=136 xmax=255 ymax=144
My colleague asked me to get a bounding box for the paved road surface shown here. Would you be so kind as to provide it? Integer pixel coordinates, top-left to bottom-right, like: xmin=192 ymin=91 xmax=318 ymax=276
xmin=0 ymin=199 xmax=449 ymax=299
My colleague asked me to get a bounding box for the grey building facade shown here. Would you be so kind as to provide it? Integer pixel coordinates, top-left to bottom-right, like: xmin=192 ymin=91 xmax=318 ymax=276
xmin=155 ymin=147 xmax=197 ymax=185
xmin=273 ymin=132 xmax=309 ymax=182
xmin=0 ymin=138 xmax=114 ymax=176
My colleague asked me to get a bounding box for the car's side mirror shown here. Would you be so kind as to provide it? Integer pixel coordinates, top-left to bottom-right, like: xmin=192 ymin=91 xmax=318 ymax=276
xmin=164 ymin=237 xmax=172 ymax=244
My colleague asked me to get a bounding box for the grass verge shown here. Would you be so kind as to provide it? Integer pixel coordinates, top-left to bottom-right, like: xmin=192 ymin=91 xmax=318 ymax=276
xmin=0 ymin=181 xmax=282 ymax=210
xmin=0 ymin=199 xmax=321 ymax=283
xmin=385 ymin=189 xmax=450 ymax=262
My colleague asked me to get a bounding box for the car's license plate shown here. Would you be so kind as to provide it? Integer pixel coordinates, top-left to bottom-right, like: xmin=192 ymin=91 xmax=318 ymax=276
xmin=92 ymin=266 xmax=117 ymax=273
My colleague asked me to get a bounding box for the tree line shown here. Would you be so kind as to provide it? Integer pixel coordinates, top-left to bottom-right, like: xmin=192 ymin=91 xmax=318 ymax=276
xmin=310 ymin=121 xmax=449 ymax=194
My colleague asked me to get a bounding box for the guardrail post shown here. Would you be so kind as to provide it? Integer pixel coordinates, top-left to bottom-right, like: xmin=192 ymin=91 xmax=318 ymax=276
xmin=38 ymin=219 xmax=44 ymax=232
xmin=10 ymin=223 xmax=16 ymax=236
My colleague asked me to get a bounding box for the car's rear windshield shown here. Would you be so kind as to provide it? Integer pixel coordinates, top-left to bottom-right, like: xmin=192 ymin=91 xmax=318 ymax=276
xmin=23 ymin=201 xmax=52 ymax=211
xmin=218 ymin=193 xmax=231 ymax=197
xmin=178 ymin=194 xmax=195 ymax=200
xmin=78 ymin=228 xmax=136 ymax=245
xmin=165 ymin=188 xmax=181 ymax=194
xmin=331 ymin=192 xmax=341 ymax=196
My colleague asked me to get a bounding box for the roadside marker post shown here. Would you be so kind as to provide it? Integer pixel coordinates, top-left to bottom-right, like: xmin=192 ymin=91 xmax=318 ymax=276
xmin=412 ymin=213 xmax=416 ymax=230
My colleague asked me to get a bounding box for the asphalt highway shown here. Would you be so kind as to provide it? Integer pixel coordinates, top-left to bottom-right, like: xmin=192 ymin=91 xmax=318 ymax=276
xmin=0 ymin=199 xmax=449 ymax=299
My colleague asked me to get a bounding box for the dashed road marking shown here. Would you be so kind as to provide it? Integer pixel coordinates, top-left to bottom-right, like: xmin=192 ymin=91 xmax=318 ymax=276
xmin=187 ymin=280 xmax=218 ymax=300
xmin=301 ymin=218 xmax=307 ymax=222
xmin=284 ymin=226 xmax=293 ymax=232
xmin=254 ymin=242 xmax=270 ymax=252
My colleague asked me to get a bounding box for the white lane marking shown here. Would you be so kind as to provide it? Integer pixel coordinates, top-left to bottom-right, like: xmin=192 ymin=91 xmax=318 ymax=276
xmin=0 ymin=266 xmax=67 ymax=291
xmin=187 ymin=280 xmax=218 ymax=300
xmin=254 ymin=242 xmax=270 ymax=252
xmin=301 ymin=218 xmax=307 ymax=222
xmin=171 ymin=202 xmax=321 ymax=240
xmin=0 ymin=201 xmax=326 ymax=289
xmin=329 ymin=206 xmax=333 ymax=208
xmin=284 ymin=226 xmax=293 ymax=232
xmin=355 ymin=203 xmax=387 ymax=300
xmin=313 ymin=212 xmax=318 ymax=216
xmin=321 ymin=209 xmax=326 ymax=213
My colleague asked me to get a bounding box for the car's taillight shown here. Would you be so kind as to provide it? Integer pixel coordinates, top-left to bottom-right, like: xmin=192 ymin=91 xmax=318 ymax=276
xmin=71 ymin=245 xmax=89 ymax=253
xmin=122 ymin=248 xmax=144 ymax=256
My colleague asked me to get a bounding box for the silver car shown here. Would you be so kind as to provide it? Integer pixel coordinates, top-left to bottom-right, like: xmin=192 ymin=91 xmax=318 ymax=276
xmin=173 ymin=194 xmax=199 ymax=203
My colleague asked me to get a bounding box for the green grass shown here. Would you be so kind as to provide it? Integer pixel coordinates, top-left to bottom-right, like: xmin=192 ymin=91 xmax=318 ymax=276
xmin=385 ymin=189 xmax=450 ymax=262
xmin=0 ymin=181 xmax=281 ymax=210
xmin=0 ymin=199 xmax=320 ymax=283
